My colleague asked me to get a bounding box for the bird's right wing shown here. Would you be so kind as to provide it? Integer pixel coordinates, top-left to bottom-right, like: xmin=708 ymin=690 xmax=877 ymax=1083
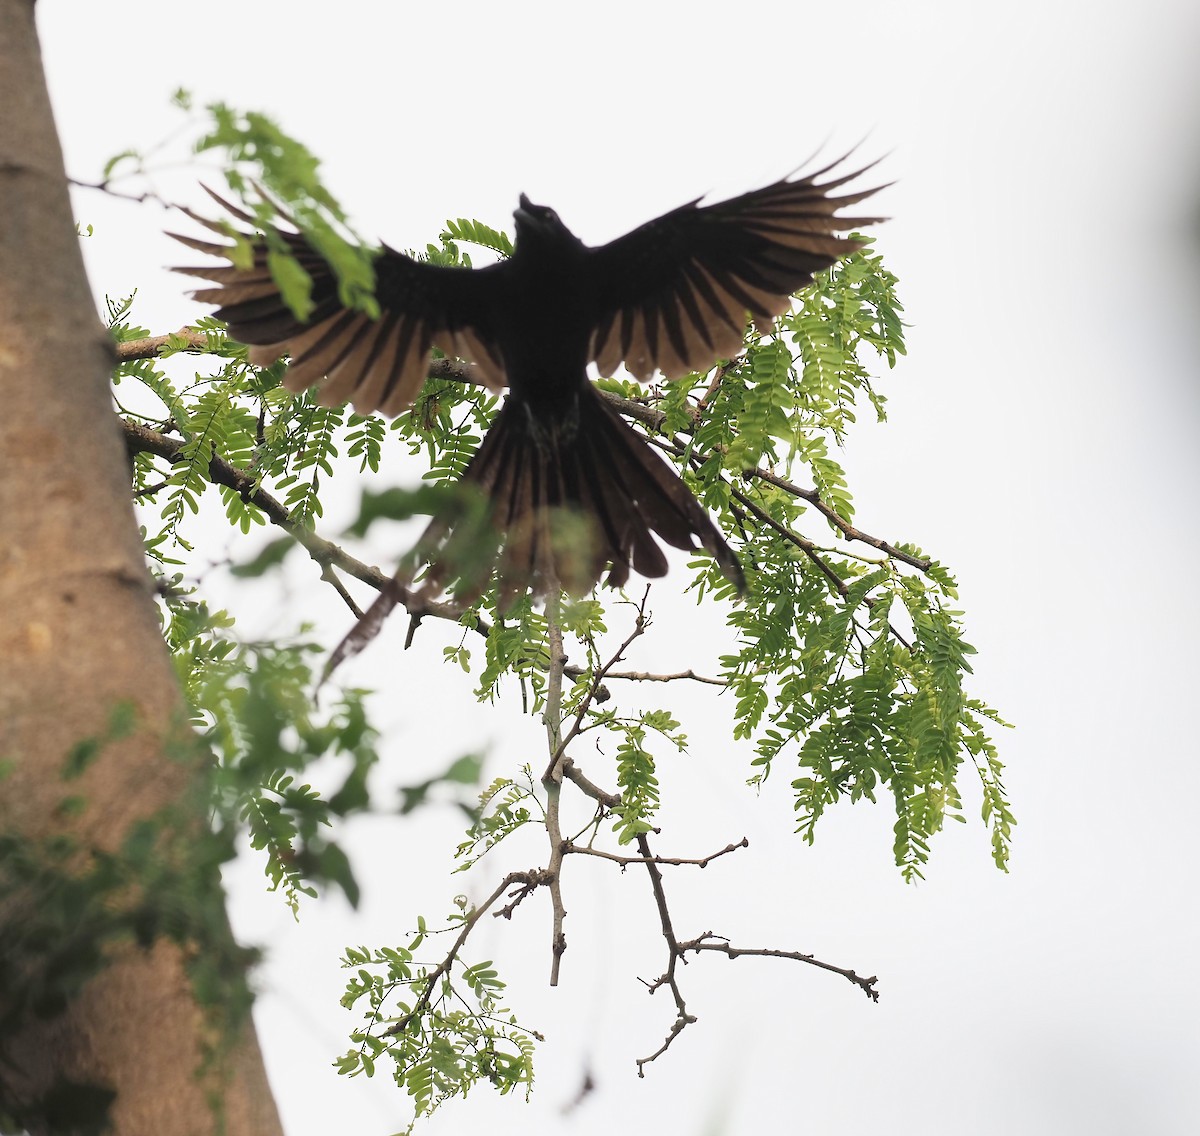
xmin=582 ymin=154 xmax=886 ymax=382
xmin=171 ymin=190 xmax=510 ymax=417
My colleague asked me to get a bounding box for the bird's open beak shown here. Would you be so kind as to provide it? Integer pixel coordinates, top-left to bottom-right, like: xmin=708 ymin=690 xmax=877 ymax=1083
xmin=514 ymin=193 xmax=534 ymax=225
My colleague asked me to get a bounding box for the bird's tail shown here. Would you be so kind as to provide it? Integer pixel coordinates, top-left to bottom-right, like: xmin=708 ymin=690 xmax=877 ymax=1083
xmin=321 ymin=385 xmax=743 ymax=681
xmin=410 ymin=384 xmax=745 ymax=611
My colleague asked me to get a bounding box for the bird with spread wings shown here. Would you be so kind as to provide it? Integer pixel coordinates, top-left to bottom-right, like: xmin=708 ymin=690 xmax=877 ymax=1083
xmin=173 ymin=155 xmax=883 ymax=616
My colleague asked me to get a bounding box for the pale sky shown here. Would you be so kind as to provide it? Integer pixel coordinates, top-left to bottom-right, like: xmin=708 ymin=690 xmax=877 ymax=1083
xmin=35 ymin=2 xmax=1200 ymax=1134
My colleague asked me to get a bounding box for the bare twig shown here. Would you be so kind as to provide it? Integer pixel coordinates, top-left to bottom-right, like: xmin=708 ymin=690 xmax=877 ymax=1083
xmin=677 ymin=932 xmax=879 ymax=1002
xmin=637 ymin=413 xmax=931 ymax=573
xmin=565 ymin=837 xmax=749 ymax=869
xmin=492 ymin=869 xmax=555 ymax=921
xmin=601 ymin=668 xmax=726 ymax=687
xmin=69 ymin=176 xmax=174 ymax=208
xmin=744 ymin=464 xmax=930 ymax=571
xmin=541 ymin=590 xmax=569 ymax=986
xmin=633 ymin=831 xmax=696 ymax=1075
xmin=631 ymin=827 xmax=878 ymax=1075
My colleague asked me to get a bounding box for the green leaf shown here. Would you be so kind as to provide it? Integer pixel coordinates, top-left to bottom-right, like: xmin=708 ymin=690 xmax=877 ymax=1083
xmin=230 ymin=537 xmax=295 ymax=577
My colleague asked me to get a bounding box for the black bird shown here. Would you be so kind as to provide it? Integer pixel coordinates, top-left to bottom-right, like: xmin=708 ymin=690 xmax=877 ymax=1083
xmin=173 ymin=155 xmax=883 ymax=610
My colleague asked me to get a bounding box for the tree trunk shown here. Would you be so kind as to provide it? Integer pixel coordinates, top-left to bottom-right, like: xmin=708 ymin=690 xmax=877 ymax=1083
xmin=0 ymin=2 xmax=283 ymax=1132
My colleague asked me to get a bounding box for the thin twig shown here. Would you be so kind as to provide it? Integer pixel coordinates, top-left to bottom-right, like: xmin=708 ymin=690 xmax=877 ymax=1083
xmin=69 ymin=176 xmax=174 ymax=208
xmin=633 ymin=409 xmax=930 ymax=573
xmin=544 ymin=589 xmax=651 ymax=781
xmin=122 ymin=417 xmax=489 ymax=626
xmin=541 ymin=589 xmax=569 ymax=986
xmin=746 ymin=464 xmax=930 ymax=570
xmin=565 ymin=838 xmax=749 ymax=869
xmin=492 ymin=869 xmax=555 ymax=921
xmin=382 ymin=870 xmax=546 ymax=1038
xmin=728 ymin=483 xmax=850 ymax=598
xmin=677 ymin=932 xmax=879 ymax=1002
xmin=633 ymin=831 xmax=696 ymax=1076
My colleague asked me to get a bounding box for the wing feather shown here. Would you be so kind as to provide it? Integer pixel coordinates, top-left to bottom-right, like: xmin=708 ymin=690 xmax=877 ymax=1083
xmin=172 ymin=193 xmax=510 ymax=417
xmin=582 ymin=153 xmax=885 ymax=382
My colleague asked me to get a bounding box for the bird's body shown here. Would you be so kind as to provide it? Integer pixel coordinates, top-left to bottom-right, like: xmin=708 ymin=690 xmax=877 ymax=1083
xmin=489 ymin=204 xmax=590 ymax=411
xmin=174 ymin=157 xmax=883 ymax=610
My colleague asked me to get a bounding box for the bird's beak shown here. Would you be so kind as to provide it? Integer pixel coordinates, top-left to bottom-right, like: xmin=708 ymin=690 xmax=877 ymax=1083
xmin=514 ymin=193 xmax=534 ymax=225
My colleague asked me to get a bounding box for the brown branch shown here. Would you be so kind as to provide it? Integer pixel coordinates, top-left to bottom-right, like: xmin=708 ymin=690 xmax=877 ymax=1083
xmin=677 ymin=932 xmax=879 ymax=1002
xmin=382 ymin=869 xmax=548 ymax=1038
xmin=629 ymin=828 xmax=877 ymax=1074
xmin=122 ymin=417 xmax=489 ymax=631
xmin=596 ymin=388 xmax=671 ymax=430
xmin=540 ymin=592 xmax=569 ymax=986
xmin=492 ymin=869 xmax=555 ymax=921
xmin=629 ymin=402 xmax=930 ymax=574
xmin=131 ymin=477 xmax=172 ymax=499
xmin=601 ymin=667 xmax=726 ymax=687
xmin=565 ymin=837 xmax=748 ymax=869
xmin=727 ymin=483 xmax=850 ymax=598
xmin=69 ymin=175 xmax=175 ymax=208
xmin=117 ymin=328 xmax=209 ymax=359
xmin=633 ymin=831 xmax=696 ymax=1076
xmin=560 ymin=758 xmax=622 ymax=810
xmin=744 ymin=464 xmax=930 ymax=571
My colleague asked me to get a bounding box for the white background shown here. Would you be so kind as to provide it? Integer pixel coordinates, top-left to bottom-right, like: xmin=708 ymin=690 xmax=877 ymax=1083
xmin=34 ymin=2 xmax=1200 ymax=1133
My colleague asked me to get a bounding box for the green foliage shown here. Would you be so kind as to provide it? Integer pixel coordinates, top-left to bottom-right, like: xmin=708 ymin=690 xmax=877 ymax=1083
xmin=397 ymin=753 xmax=485 ymax=819
xmin=197 ymin=103 xmax=379 ymax=320
xmin=453 ymin=770 xmax=541 ymax=872
xmin=725 ymin=551 xmax=1013 ymax=879
xmin=440 ymin=217 xmax=514 ymax=260
xmin=162 ymin=584 xmax=383 ymax=915
xmin=336 ymin=910 xmax=538 ymax=1125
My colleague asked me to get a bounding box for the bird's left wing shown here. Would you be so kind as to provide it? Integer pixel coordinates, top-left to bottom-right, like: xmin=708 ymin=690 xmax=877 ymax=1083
xmin=582 ymin=154 xmax=886 ymax=382
xmin=172 ymin=190 xmax=509 ymax=417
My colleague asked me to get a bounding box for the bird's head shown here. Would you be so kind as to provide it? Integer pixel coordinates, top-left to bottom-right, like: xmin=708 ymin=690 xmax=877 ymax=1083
xmin=513 ymin=194 xmax=574 ymax=246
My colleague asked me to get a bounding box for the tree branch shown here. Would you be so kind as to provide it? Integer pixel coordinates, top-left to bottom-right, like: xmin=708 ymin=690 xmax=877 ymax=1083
xmin=559 ymin=758 xmax=621 ymax=810
xmin=677 ymin=932 xmax=879 ymax=1002
xmin=382 ymin=869 xmax=549 ymax=1038
xmin=728 ymin=482 xmax=850 ymax=598
xmin=121 ymin=417 xmax=487 ymax=628
xmin=600 ymin=667 xmax=726 ymax=687
xmin=543 ymin=589 xmax=651 ymax=782
xmin=117 ymin=328 xmax=209 ymax=359
xmin=540 ymin=591 xmax=569 ymax=986
xmin=633 ymin=830 xmax=697 ymax=1075
xmin=565 ymin=837 xmax=748 ymax=869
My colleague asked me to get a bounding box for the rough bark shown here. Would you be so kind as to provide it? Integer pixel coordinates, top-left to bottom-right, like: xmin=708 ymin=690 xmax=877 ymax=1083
xmin=0 ymin=2 xmax=283 ymax=1132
